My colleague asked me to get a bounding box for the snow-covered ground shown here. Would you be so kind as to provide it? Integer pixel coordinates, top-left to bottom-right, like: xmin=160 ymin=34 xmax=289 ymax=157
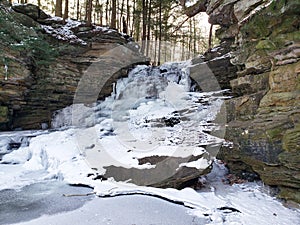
xmin=0 ymin=62 xmax=299 ymax=224
xmin=1 ymin=162 xmax=299 ymax=225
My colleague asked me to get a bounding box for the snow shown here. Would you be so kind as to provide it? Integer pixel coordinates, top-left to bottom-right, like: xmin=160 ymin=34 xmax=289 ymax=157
xmin=41 ymin=17 xmax=130 ymax=46
xmin=239 ymin=0 xmax=275 ymax=25
xmin=51 ymin=104 xmax=95 ymax=128
xmin=179 ymin=157 xmax=210 ymax=170
xmin=13 ymin=179 xmax=299 ymax=225
xmin=42 ymin=23 xmax=88 ymax=46
xmin=1 ymin=61 xmax=299 ymax=224
xmin=14 ymin=195 xmax=208 ymax=225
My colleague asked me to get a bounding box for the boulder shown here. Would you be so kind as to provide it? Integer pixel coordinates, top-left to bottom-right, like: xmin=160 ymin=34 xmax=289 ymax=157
xmin=12 ymin=3 xmax=50 ymax=21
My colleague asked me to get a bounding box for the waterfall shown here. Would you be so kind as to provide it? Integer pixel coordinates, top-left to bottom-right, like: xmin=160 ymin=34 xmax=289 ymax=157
xmin=1 ymin=61 xmax=297 ymax=225
xmin=1 ymin=60 xmax=228 ymax=189
xmin=49 ymin=61 xmax=228 ymax=186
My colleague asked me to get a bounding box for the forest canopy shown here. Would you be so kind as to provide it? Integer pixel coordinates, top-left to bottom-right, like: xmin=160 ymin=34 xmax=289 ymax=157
xmin=6 ymin=0 xmax=217 ymax=62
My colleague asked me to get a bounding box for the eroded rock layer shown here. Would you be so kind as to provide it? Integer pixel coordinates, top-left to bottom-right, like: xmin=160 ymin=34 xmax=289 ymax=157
xmin=205 ymin=0 xmax=300 ymax=203
xmin=0 ymin=3 xmax=148 ymax=130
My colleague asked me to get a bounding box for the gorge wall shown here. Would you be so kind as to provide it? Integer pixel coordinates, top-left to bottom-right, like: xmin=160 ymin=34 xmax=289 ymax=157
xmin=204 ymin=0 xmax=300 ymax=203
xmin=0 ymin=2 xmax=148 ymax=130
xmin=0 ymin=0 xmax=299 ymax=203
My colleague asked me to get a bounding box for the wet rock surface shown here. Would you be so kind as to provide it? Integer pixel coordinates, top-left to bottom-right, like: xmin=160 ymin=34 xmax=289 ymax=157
xmin=0 ymin=181 xmax=94 ymax=225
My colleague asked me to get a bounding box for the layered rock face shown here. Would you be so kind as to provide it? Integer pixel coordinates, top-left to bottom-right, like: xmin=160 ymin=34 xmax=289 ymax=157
xmin=206 ymin=0 xmax=300 ymax=202
xmin=0 ymin=3 xmax=148 ymax=130
xmin=1 ymin=1 xmax=299 ymax=202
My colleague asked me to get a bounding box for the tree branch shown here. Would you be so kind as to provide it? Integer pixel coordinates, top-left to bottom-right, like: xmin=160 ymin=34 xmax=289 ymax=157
xmin=172 ymin=16 xmax=190 ymax=34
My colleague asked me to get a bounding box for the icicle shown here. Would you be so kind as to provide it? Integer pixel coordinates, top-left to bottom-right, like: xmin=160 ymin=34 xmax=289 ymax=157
xmin=112 ymin=82 xmax=116 ymax=99
xmin=4 ymin=64 xmax=8 ymax=80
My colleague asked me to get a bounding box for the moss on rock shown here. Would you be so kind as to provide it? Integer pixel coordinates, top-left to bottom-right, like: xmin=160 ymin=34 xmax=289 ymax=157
xmin=0 ymin=106 xmax=8 ymax=123
xmin=278 ymin=187 xmax=300 ymax=203
xmin=282 ymin=125 xmax=300 ymax=152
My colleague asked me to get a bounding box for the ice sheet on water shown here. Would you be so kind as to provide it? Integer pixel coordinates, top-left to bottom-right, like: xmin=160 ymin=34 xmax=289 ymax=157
xmin=1 ymin=129 xmax=299 ymax=224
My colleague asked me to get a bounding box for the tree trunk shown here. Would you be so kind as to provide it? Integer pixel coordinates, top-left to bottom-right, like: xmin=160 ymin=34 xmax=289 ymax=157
xmin=76 ymin=0 xmax=80 ymax=20
xmin=181 ymin=38 xmax=185 ymax=61
xmin=157 ymin=0 xmax=162 ymax=65
xmin=86 ymin=0 xmax=93 ymax=26
xmin=111 ymin=0 xmax=117 ymax=29
xmin=208 ymin=24 xmax=213 ymax=50
xmin=141 ymin=0 xmax=148 ymax=54
xmin=63 ymin=0 xmax=69 ymax=21
xmin=105 ymin=0 xmax=109 ymax=25
xmin=193 ymin=17 xmax=197 ymax=55
xmin=126 ymin=0 xmax=130 ymax=33
xmin=146 ymin=0 xmax=152 ymax=56
xmin=188 ymin=18 xmax=192 ymax=58
xmin=154 ymin=23 xmax=158 ymax=65
xmin=95 ymin=0 xmax=102 ymax=25
xmin=130 ymin=0 xmax=136 ymax=37
xmin=55 ymin=0 xmax=63 ymax=17
xmin=133 ymin=0 xmax=141 ymax=41
xmin=120 ymin=0 xmax=125 ymax=31
xmin=122 ymin=16 xmax=127 ymax=34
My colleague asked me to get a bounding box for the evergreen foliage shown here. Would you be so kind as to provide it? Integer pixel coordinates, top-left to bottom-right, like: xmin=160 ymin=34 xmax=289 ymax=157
xmin=0 ymin=6 xmax=57 ymax=67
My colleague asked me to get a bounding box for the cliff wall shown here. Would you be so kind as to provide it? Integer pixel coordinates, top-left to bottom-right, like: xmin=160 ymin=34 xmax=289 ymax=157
xmin=0 ymin=3 xmax=148 ymax=130
xmin=205 ymin=0 xmax=300 ymax=203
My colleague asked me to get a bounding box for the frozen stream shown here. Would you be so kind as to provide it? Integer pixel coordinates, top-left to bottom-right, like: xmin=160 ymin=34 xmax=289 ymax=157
xmin=0 ymin=62 xmax=299 ymax=224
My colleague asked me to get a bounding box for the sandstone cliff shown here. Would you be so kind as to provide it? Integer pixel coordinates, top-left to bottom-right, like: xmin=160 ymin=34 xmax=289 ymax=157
xmin=205 ymin=0 xmax=300 ymax=203
xmin=0 ymin=3 xmax=148 ymax=130
xmin=0 ymin=0 xmax=299 ymax=203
